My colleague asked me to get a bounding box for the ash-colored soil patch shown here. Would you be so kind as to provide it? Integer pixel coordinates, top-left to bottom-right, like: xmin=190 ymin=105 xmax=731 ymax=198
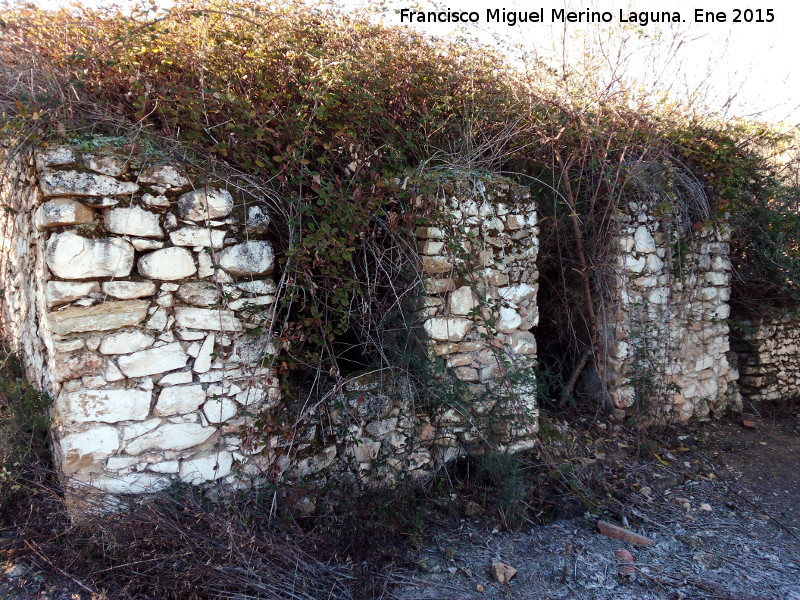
xmin=393 ymin=412 xmax=800 ymax=600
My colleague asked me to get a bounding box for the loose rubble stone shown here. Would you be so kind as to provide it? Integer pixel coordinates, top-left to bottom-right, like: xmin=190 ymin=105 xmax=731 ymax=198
xmin=490 ymin=561 xmax=517 ymax=584
xmin=36 ymin=198 xmax=94 ymax=229
xmin=217 ymin=241 xmax=275 ymax=276
xmin=138 ymin=247 xmax=197 ymax=280
xmin=202 ymin=396 xmax=238 ymax=423
xmin=177 ymin=187 xmax=234 ymax=220
xmin=40 ymin=169 xmax=138 ymax=197
xmin=46 ymin=232 xmax=134 ymax=279
xmin=104 ymin=206 xmax=164 ymax=238
xmin=48 ymin=300 xmax=149 ymax=335
xmin=245 ymin=205 xmax=271 ymax=234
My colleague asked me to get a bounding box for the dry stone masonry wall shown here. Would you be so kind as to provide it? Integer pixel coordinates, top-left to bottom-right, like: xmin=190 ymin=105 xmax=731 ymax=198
xmin=416 ymin=175 xmax=539 ymax=452
xmin=605 ymin=202 xmax=741 ymax=420
xmin=734 ymin=311 xmax=800 ymax=402
xmin=0 ymin=143 xmax=281 ymax=506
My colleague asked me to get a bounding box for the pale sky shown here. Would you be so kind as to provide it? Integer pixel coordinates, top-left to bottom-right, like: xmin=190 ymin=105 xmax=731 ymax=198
xmin=24 ymin=0 xmax=800 ymax=126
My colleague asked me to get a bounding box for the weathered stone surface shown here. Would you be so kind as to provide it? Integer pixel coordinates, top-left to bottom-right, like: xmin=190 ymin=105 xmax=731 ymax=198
xmin=104 ymin=206 xmax=164 ymax=238
xmin=154 ymin=384 xmax=206 ymax=416
xmin=131 ymin=239 xmax=164 ymax=251
xmin=117 ymin=342 xmax=190 ymax=378
xmin=235 ymin=280 xmax=275 ymax=295
xmin=46 ymin=232 xmax=134 ymax=279
xmin=498 ymin=283 xmax=537 ymax=303
xmin=174 ymin=307 xmax=243 ymax=331
xmin=46 ymin=281 xmax=100 ymax=307
xmin=158 ymin=370 xmax=194 ymax=386
xmin=498 ymin=307 xmax=522 ymax=332
xmin=176 ymin=282 xmax=220 ymax=307
xmin=125 ymin=422 xmax=216 ymax=455
xmin=138 ymin=247 xmax=196 ymax=280
xmin=217 ymin=241 xmax=274 ymax=276
xmin=202 ymin=396 xmax=238 ymax=423
xmin=83 ymin=154 xmax=127 ymax=177
xmin=245 ymin=205 xmax=271 ymax=235
xmin=35 ymin=147 xmax=76 ymax=170
xmin=424 ymin=317 xmax=472 ymax=342
xmin=177 ymin=188 xmax=233 ymax=220
xmin=88 ymin=472 xmax=170 ymax=494
xmin=35 ymin=198 xmax=94 ymax=229
xmin=40 ymin=169 xmax=138 ymax=197
xmin=169 ymin=227 xmax=226 ymax=248
xmin=179 ymin=451 xmax=233 ymax=484
xmin=56 ymin=388 xmax=151 ymax=424
xmin=59 ymin=425 xmax=119 ymax=474
xmin=633 ymin=226 xmax=656 ymax=254
xmin=48 ymin=300 xmax=149 ymax=335
xmin=102 ymin=281 xmax=157 ymax=300
xmin=448 ymin=286 xmax=478 ymax=316
xmin=99 ymin=330 xmax=155 ymax=355
xmin=139 ymin=164 xmax=190 ymax=188
xmin=53 ymin=351 xmax=104 ymax=382
xmin=509 ymin=330 xmax=537 ymax=355
xmin=193 ymin=334 xmax=215 ymax=373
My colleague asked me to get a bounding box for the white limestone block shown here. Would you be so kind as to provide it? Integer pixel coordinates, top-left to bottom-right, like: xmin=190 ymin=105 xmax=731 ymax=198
xmin=179 ymin=451 xmax=233 ymax=484
xmin=138 ymin=164 xmax=190 ymax=188
xmin=40 ymin=169 xmax=138 ymax=197
xmin=55 ymin=388 xmax=151 ymax=424
xmin=176 ymin=282 xmax=220 ymax=307
xmin=169 ymin=227 xmax=226 ymax=248
xmin=634 ymin=226 xmax=656 ymax=254
xmin=125 ymin=422 xmax=216 ymax=455
xmin=35 ymin=198 xmax=94 ymax=229
xmin=217 ymin=241 xmax=274 ymax=276
xmin=202 ymin=396 xmax=238 ymax=424
xmin=117 ymin=342 xmax=190 ymax=378
xmin=423 ymin=317 xmax=473 ymax=342
xmin=102 ymin=281 xmax=157 ymax=300
xmin=99 ymin=330 xmax=155 ymax=355
xmin=46 ymin=232 xmax=134 ymax=279
xmin=448 ymin=286 xmax=478 ymax=316
xmin=177 ymin=187 xmax=233 ymax=220
xmin=48 ymin=300 xmax=149 ymax=335
xmin=154 ymin=384 xmax=206 ymax=416
xmin=46 ymin=281 xmax=100 ymax=307
xmin=138 ymin=247 xmax=196 ymax=280
xmin=174 ymin=307 xmax=243 ymax=332
xmin=104 ymin=206 xmax=164 ymax=238
xmin=193 ymin=333 xmax=215 ymax=373
xmin=59 ymin=425 xmax=119 ymax=474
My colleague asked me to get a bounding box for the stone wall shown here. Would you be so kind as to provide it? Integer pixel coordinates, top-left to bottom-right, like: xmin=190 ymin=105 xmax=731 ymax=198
xmin=0 ymin=146 xmax=541 ymax=510
xmin=0 ymin=143 xmax=282 ymax=505
xmin=604 ymin=202 xmax=741 ymax=420
xmin=416 ymin=174 xmax=539 ymax=452
xmin=733 ymin=311 xmax=800 ymax=402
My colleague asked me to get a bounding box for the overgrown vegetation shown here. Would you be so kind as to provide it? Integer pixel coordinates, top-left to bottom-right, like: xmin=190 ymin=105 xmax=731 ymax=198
xmin=0 ymin=1 xmax=799 ymax=594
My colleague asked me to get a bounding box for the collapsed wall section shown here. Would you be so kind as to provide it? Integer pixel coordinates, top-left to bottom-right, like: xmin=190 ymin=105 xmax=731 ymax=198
xmin=604 ymin=202 xmax=741 ymax=420
xmin=733 ymin=311 xmax=800 ymax=402
xmin=416 ymin=174 xmax=539 ymax=452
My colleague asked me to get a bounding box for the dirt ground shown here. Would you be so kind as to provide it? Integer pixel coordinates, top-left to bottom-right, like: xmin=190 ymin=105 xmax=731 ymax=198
xmin=2 ymin=406 xmax=799 ymax=600
xmin=393 ymin=408 xmax=800 ymax=600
